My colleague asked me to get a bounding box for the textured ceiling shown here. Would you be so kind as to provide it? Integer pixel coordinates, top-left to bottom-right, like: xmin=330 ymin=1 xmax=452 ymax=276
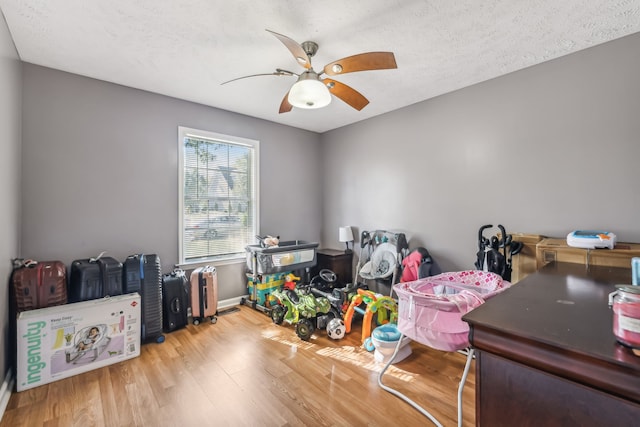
xmin=1 ymin=1 xmax=640 ymax=133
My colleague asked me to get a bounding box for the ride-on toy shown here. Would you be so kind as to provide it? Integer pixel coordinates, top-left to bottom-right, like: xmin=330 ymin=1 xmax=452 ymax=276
xmin=309 ymin=269 xmax=368 ymax=315
xmin=270 ymin=280 xmax=340 ymax=341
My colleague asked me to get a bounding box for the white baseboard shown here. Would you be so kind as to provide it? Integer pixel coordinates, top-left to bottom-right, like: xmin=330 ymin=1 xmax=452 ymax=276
xmin=0 ymin=369 xmax=14 ymax=422
xmin=218 ymin=295 xmax=248 ymax=311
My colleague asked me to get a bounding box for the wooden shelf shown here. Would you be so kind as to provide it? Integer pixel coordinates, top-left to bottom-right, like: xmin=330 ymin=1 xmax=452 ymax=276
xmin=536 ymin=238 xmax=640 ymax=269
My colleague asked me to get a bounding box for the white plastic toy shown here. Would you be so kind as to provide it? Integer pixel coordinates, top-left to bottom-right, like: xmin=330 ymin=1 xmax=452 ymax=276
xmin=566 ymin=230 xmax=617 ymax=249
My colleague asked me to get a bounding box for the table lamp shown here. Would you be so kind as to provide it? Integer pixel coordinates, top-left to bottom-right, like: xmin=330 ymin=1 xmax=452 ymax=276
xmin=339 ymin=226 xmax=354 ymax=254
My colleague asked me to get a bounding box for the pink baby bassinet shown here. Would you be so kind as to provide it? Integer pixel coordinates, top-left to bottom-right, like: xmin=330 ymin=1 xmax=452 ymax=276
xmin=394 ymin=270 xmax=511 ymax=351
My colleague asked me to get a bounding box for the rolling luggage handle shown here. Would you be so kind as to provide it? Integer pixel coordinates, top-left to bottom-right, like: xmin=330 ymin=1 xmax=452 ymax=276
xmin=139 ymin=254 xmax=145 ymax=280
xmin=89 ymin=251 xmax=107 ymax=263
xmin=201 ymin=284 xmax=207 ymax=317
xmin=92 ymin=252 xmax=106 ymax=298
xmin=14 ymin=258 xmax=38 ymax=268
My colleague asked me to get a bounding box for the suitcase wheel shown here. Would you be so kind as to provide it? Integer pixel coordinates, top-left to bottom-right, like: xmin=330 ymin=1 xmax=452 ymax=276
xmin=193 ymin=318 xmax=201 ymax=326
xmin=156 ymin=335 xmax=165 ymax=344
xmin=210 ymin=316 xmax=217 ymax=324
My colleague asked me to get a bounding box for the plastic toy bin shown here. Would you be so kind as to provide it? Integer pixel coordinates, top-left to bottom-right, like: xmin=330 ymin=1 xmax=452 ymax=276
xmin=246 ymin=240 xmax=319 ymax=274
xmin=246 ymin=271 xmax=291 ymax=306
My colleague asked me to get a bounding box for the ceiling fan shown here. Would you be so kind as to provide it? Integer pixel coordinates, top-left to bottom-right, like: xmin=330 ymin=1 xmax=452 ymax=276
xmin=222 ymin=29 xmax=397 ymax=113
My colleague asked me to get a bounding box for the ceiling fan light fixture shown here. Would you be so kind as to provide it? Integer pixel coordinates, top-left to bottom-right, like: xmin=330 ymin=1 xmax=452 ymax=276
xmin=287 ymin=71 xmax=331 ymax=109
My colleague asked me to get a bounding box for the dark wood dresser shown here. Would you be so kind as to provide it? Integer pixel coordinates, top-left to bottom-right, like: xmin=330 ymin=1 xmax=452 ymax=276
xmin=463 ymin=262 xmax=640 ymax=426
xmin=310 ymin=248 xmax=353 ymax=285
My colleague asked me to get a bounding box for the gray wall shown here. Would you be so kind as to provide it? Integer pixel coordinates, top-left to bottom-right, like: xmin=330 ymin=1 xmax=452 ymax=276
xmin=0 ymin=12 xmax=21 ymax=376
xmin=14 ymin=27 xmax=640 ymax=327
xmin=321 ymin=32 xmax=640 ymax=272
xmin=21 ymin=64 xmax=322 ymax=300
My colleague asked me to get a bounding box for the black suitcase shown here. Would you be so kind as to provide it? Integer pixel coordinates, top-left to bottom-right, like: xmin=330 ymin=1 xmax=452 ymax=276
xmin=69 ymin=256 xmax=122 ymax=302
xmin=69 ymin=259 xmax=101 ymax=302
xmin=123 ymin=254 xmax=165 ymax=343
xmin=162 ymin=270 xmax=189 ymax=332
xmin=97 ymin=257 xmax=124 ymax=297
xmin=123 ymin=255 xmax=143 ymax=293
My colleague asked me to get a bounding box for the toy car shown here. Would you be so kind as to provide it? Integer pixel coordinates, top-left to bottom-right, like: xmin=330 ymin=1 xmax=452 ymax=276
xmin=308 ymin=269 xmax=369 ymax=314
xmin=270 ymin=284 xmax=340 ymax=341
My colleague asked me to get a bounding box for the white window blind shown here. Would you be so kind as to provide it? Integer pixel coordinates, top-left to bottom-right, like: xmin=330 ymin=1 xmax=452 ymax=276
xmin=178 ymin=126 xmax=259 ymax=264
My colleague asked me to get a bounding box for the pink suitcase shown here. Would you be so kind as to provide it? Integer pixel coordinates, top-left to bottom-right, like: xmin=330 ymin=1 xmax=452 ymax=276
xmin=190 ymin=266 xmax=218 ymax=325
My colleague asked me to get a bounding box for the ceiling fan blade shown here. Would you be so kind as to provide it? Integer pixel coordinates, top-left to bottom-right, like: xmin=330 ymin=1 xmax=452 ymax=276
xmin=221 ymin=69 xmax=296 ymax=85
xmin=323 ymin=52 xmax=397 ymax=76
xmin=323 ymin=78 xmax=369 ymax=111
xmin=266 ymin=29 xmax=311 ymax=69
xmin=279 ymin=92 xmax=293 ymax=114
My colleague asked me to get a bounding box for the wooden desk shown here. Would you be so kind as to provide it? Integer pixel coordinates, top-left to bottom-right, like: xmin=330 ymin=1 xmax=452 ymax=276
xmin=463 ymin=262 xmax=640 ymax=426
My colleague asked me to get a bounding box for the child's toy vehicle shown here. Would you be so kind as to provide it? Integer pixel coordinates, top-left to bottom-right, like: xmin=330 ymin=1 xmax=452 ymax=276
xmin=309 ymin=269 xmax=339 ymax=292
xmin=270 ymin=284 xmax=340 ymax=341
xmin=309 ymin=269 xmax=369 ymax=314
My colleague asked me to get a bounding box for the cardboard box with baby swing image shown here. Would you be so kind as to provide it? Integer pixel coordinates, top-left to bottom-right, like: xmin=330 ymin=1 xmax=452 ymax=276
xmin=16 ymin=293 xmax=141 ymax=392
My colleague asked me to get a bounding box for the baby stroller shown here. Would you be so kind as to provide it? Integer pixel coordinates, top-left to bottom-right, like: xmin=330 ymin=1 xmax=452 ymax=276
xmin=355 ymin=230 xmax=409 ymax=293
xmin=474 ymin=224 xmax=523 ymax=282
xmin=379 ymin=270 xmax=511 ymax=427
xmin=65 ymin=324 xmax=111 ymax=364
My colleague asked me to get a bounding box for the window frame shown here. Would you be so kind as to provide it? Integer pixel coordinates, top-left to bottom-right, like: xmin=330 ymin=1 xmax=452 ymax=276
xmin=178 ymin=126 xmax=260 ymax=266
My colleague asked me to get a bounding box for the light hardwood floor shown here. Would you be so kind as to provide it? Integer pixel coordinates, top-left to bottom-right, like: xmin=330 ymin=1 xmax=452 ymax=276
xmin=2 ymin=305 xmax=475 ymax=426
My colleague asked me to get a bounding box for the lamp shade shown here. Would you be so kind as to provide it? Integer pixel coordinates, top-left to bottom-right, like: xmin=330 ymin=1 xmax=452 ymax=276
xmin=288 ymin=71 xmax=331 ymax=109
xmin=339 ymin=226 xmax=354 ymax=243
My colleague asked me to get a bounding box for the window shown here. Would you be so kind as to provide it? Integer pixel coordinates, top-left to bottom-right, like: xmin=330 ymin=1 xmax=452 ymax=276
xmin=178 ymin=126 xmax=259 ymax=264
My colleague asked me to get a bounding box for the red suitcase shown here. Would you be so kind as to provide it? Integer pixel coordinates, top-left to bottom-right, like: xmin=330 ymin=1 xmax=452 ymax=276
xmin=12 ymin=260 xmax=67 ymax=312
xmin=190 ymin=266 xmax=218 ymax=325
